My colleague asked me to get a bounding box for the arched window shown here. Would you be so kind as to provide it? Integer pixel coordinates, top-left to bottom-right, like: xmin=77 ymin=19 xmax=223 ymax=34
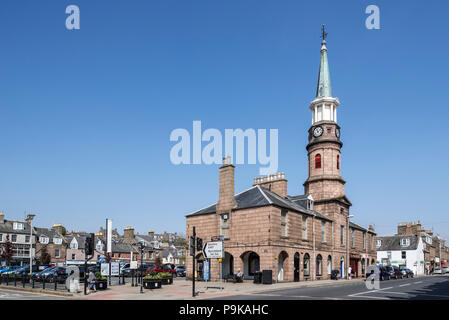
xmin=303 ymin=254 xmax=310 ymax=277
xmin=337 ymin=155 xmax=340 ymax=170
xmin=315 ymin=154 xmax=321 ymax=169
xmin=316 ymin=255 xmax=323 ymax=276
xmin=327 ymin=256 xmax=332 ymax=275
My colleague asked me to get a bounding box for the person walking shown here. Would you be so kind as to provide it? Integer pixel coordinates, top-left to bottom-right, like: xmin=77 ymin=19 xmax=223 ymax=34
xmin=87 ymin=270 xmax=96 ymax=294
xmin=348 ymin=266 xmax=352 ymax=280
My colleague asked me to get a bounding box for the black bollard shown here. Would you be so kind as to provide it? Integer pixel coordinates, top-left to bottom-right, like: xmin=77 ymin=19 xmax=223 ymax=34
xmin=32 ymin=277 xmax=35 ymax=288
xmin=22 ymin=275 xmax=25 ymax=288
xmin=43 ymin=277 xmax=46 ymax=290
xmin=14 ymin=274 xmax=17 ymax=287
xmin=55 ymin=278 xmax=57 ymax=290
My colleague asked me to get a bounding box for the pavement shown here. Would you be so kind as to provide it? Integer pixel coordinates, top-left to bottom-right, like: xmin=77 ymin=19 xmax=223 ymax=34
xmin=1 ymin=274 xmax=448 ymax=300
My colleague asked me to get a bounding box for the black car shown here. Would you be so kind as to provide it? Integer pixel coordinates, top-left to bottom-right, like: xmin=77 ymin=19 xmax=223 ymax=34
xmin=400 ymin=267 xmax=414 ymax=278
xmin=42 ymin=267 xmax=68 ymax=284
xmin=367 ymin=265 xmax=390 ymax=280
xmin=386 ymin=266 xmax=402 ymax=279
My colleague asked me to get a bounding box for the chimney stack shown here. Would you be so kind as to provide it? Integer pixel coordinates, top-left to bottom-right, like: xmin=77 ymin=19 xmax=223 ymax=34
xmin=369 ymin=225 xmax=375 ymax=232
xmin=216 ymin=156 xmax=238 ymax=214
xmin=253 ymin=172 xmax=288 ymax=198
xmin=0 ymin=212 xmax=4 ymax=224
xmin=124 ymin=226 xmax=135 ymax=244
xmin=52 ymin=223 xmax=65 ymax=235
xmin=148 ymin=229 xmax=155 ymax=238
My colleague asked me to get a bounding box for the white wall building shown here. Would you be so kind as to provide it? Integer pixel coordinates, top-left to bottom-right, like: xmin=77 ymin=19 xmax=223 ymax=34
xmin=376 ymin=235 xmax=425 ymax=275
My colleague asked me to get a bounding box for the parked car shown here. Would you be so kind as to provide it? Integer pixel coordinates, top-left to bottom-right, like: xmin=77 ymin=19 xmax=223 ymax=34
xmin=433 ymin=268 xmax=442 ymax=274
xmin=146 ymin=264 xmax=177 ymax=276
xmin=369 ymin=265 xmax=390 ymax=280
xmin=442 ymin=266 xmax=449 ymax=274
xmin=400 ymin=268 xmax=414 ymax=278
xmin=35 ymin=266 xmax=58 ymax=282
xmin=0 ymin=266 xmax=21 ymax=275
xmin=45 ymin=267 xmax=68 ymax=284
xmin=385 ymin=266 xmax=402 ymax=279
xmin=175 ymin=265 xmax=186 ymax=277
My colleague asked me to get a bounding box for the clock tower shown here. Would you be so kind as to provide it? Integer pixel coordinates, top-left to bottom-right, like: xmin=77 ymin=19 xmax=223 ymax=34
xmin=303 ymin=28 xmax=351 ymax=219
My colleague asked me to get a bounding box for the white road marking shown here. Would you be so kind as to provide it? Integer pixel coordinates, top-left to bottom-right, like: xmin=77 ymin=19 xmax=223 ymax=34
xmin=348 ymin=287 xmax=393 ymax=297
xmin=415 ymin=281 xmax=423 ymax=284
xmin=399 ymin=284 xmax=411 ymax=287
xmin=352 ymin=295 xmax=391 ymax=300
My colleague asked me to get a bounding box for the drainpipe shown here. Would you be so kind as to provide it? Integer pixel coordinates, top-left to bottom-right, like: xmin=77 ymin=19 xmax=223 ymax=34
xmin=312 ymin=215 xmax=316 ymax=281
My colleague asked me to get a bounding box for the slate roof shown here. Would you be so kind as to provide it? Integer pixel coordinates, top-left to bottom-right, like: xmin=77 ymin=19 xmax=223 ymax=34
xmin=65 ymin=235 xmax=86 ymax=249
xmin=35 ymin=227 xmax=65 ymax=244
xmin=112 ymin=241 xmax=136 ymax=253
xmin=0 ymin=220 xmax=33 ymax=235
xmin=377 ymin=235 xmax=419 ymax=251
xmin=186 ymin=185 xmax=332 ymax=222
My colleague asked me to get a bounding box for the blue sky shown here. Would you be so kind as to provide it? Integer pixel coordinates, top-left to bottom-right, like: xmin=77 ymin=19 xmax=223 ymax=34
xmin=0 ymin=0 xmax=448 ymax=239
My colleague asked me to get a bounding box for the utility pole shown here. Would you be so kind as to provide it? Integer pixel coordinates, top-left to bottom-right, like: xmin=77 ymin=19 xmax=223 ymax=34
xmin=26 ymin=214 xmax=35 ymax=276
xmin=191 ymin=226 xmax=196 ymax=297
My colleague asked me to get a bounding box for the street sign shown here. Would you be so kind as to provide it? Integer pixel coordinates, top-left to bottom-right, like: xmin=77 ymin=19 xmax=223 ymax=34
xmin=100 ymin=263 xmax=109 ymax=276
xmin=203 ymin=260 xmax=210 ymax=281
xmin=202 ymin=241 xmax=224 ymax=259
xmin=110 ymin=262 xmax=120 ymax=276
xmin=190 ymin=236 xmax=195 ymax=256
xmin=130 ymin=261 xmax=138 ymax=269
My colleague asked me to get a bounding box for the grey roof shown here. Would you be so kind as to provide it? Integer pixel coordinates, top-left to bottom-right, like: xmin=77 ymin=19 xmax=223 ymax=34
xmin=65 ymin=235 xmax=86 ymax=249
xmin=35 ymin=227 xmax=65 ymax=243
xmin=112 ymin=241 xmax=136 ymax=253
xmin=377 ymin=235 xmax=419 ymax=251
xmin=186 ymin=185 xmax=332 ymax=222
xmin=0 ymin=220 xmax=33 ymax=235
xmin=162 ymin=249 xmax=179 ymax=259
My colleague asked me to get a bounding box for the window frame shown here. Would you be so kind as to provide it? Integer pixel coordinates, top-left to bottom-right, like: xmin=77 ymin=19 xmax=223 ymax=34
xmin=281 ymin=210 xmax=288 ymax=238
xmin=302 ymin=216 xmax=308 ymax=240
xmin=315 ymin=154 xmax=322 ymax=169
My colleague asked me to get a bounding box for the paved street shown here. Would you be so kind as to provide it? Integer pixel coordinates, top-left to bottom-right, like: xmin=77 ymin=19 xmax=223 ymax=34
xmin=212 ymin=275 xmax=449 ymax=300
xmin=0 ymin=289 xmax=69 ymax=300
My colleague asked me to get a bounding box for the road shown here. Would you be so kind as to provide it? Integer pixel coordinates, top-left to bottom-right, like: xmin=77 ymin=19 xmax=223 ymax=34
xmin=212 ymin=275 xmax=449 ymax=300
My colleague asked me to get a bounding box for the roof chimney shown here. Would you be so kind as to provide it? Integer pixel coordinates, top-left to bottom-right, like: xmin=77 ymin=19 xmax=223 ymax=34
xmin=52 ymin=223 xmax=65 ymax=235
xmin=123 ymin=226 xmax=135 ymax=244
xmin=253 ymin=172 xmax=288 ymax=198
xmin=216 ymin=156 xmax=238 ymax=214
xmin=148 ymin=229 xmax=155 ymax=238
xmin=0 ymin=212 xmax=4 ymax=224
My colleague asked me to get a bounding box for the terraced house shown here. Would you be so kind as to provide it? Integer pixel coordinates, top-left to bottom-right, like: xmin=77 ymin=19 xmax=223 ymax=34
xmin=186 ymin=35 xmax=377 ymax=282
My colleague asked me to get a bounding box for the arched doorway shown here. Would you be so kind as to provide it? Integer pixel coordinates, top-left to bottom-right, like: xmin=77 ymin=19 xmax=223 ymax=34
xmin=361 ymin=258 xmax=366 ymax=278
xmin=327 ymin=255 xmax=332 ymax=278
xmin=316 ymin=254 xmax=323 ymax=277
xmin=294 ymin=253 xmax=300 ymax=282
xmin=195 ymin=253 xmax=205 ymax=280
xmin=340 ymin=257 xmax=345 ymax=279
xmin=303 ymin=253 xmax=311 ymax=278
xmin=222 ymin=252 xmax=234 ymax=278
xmin=240 ymin=251 xmax=260 ymax=279
xmin=277 ymin=251 xmax=288 ymax=281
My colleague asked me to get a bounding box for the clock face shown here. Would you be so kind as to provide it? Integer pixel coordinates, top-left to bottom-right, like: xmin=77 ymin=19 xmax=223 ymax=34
xmin=313 ymin=126 xmax=323 ymax=138
xmin=336 ymin=128 xmax=340 ymax=138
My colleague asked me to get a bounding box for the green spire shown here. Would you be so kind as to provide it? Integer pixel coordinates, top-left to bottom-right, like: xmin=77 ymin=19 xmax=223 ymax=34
xmin=316 ymin=27 xmax=332 ymax=98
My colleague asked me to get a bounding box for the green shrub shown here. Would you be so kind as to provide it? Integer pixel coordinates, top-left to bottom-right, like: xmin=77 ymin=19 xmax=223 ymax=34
xmin=144 ymin=273 xmax=162 ymax=280
xmin=95 ymin=272 xmax=107 ymax=281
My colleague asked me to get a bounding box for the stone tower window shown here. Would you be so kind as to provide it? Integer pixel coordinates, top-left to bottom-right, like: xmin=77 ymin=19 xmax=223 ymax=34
xmin=337 ymin=155 xmax=340 ymax=170
xmin=315 ymin=154 xmax=322 ymax=169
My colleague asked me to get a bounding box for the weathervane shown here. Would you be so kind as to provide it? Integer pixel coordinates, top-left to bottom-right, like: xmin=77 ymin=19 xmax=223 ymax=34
xmin=321 ymin=24 xmax=328 ymax=42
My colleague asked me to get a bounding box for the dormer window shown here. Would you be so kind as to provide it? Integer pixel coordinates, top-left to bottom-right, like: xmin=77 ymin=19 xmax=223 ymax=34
xmin=53 ymin=238 xmax=62 ymax=245
xmin=70 ymin=239 xmax=78 ymax=250
xmin=13 ymin=222 xmax=24 ymax=230
xmin=307 ymin=195 xmax=314 ymax=210
xmin=40 ymin=236 xmax=49 ymax=244
xmin=376 ymin=240 xmax=382 ymax=248
xmin=401 ymin=238 xmax=410 ymax=247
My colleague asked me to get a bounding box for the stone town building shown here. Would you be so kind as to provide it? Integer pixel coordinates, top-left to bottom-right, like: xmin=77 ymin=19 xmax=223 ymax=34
xmin=34 ymin=226 xmax=67 ymax=265
xmin=185 ymin=33 xmax=377 ymax=282
xmin=395 ymin=221 xmax=449 ymax=273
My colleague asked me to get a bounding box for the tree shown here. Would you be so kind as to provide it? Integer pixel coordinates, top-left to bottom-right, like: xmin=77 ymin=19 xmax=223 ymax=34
xmin=60 ymin=226 xmax=67 ymax=236
xmin=40 ymin=246 xmax=51 ymax=265
xmin=0 ymin=235 xmax=14 ymax=266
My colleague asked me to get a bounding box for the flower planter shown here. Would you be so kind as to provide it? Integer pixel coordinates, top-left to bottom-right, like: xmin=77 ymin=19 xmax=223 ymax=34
xmin=96 ymin=280 xmax=108 ymax=290
xmin=143 ymin=280 xmax=162 ymax=289
xmin=161 ymin=277 xmax=173 ymax=285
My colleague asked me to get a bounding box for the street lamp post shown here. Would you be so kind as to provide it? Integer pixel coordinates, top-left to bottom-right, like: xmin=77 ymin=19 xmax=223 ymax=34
xmin=136 ymin=241 xmax=145 ymax=294
xmin=26 ymin=214 xmax=35 ymax=276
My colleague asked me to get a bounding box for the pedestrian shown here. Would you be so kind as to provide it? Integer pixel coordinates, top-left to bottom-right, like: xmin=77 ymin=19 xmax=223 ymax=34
xmin=87 ymin=270 xmax=96 ymax=294
xmin=348 ymin=266 xmax=352 ymax=280
xmin=236 ymin=269 xmax=243 ymax=283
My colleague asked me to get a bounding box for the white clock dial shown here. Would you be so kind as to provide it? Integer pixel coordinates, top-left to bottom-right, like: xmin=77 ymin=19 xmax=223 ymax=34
xmin=313 ymin=126 xmax=323 ymax=137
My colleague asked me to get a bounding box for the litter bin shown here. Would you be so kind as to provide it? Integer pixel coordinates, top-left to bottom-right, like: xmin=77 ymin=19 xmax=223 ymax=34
xmin=253 ymin=272 xmax=262 ymax=284
xmin=262 ymin=270 xmax=272 ymax=284
xmin=331 ymin=269 xmax=339 ymax=280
